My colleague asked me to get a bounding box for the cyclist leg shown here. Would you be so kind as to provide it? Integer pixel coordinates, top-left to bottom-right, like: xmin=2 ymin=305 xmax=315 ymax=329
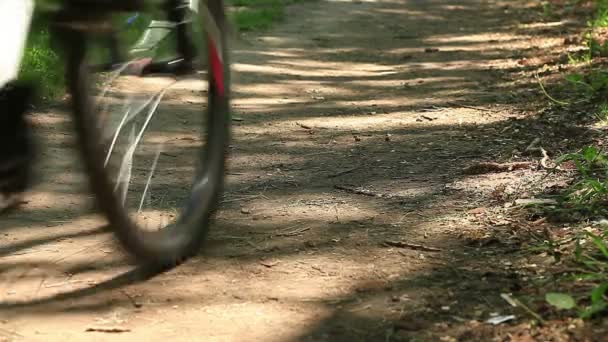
xmin=0 ymin=1 xmax=36 ymax=212
xmin=0 ymin=81 xmax=36 ymax=212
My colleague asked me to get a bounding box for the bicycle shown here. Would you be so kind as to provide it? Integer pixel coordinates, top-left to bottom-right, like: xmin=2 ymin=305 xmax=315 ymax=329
xmin=1 ymin=0 xmax=231 ymax=268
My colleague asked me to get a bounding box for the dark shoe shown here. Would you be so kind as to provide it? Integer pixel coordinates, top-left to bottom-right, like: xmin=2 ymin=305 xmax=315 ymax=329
xmin=0 ymin=81 xmax=36 ymax=212
xmin=141 ymin=57 xmax=196 ymax=75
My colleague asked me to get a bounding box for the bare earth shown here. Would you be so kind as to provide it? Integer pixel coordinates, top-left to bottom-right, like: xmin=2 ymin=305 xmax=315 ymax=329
xmin=1 ymin=0 xmax=606 ymax=341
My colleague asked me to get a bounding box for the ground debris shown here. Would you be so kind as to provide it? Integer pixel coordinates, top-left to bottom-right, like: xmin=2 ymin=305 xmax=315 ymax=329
xmin=383 ymin=240 xmax=441 ymax=252
xmin=259 ymin=259 xmax=281 ymax=268
xmin=334 ymin=184 xmax=396 ymax=198
xmin=328 ymin=165 xmax=361 ymax=178
xmin=296 ymin=122 xmax=312 ymax=130
xmin=463 ymin=162 xmax=535 ymax=175
xmin=85 ymin=326 xmax=131 ymax=333
xmin=275 ymin=226 xmax=311 ymax=237
xmin=447 ymin=101 xmax=499 ymax=112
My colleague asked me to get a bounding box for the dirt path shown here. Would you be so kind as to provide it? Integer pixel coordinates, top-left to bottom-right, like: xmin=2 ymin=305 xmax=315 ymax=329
xmin=0 ymin=0 xmax=595 ymax=341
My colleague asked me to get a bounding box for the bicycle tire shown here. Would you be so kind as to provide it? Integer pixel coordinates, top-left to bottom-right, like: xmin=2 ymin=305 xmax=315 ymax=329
xmin=62 ymin=0 xmax=230 ymax=268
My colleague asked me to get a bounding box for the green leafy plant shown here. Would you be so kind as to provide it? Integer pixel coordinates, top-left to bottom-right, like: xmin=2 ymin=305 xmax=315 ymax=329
xmin=229 ymin=0 xmax=286 ymax=31
xmin=565 ymin=70 xmax=608 ymax=97
xmin=546 ymin=292 xmax=576 ymax=310
xmin=587 ymin=36 xmax=608 ymax=58
xmin=566 ymin=1 xmax=608 ymax=64
xmin=568 ymin=52 xmax=593 ymax=65
xmin=574 ymin=228 xmax=608 ymax=318
xmin=593 ymin=0 xmax=608 ymax=27
xmin=543 ymin=227 xmax=608 ymax=319
xmin=19 ymin=28 xmax=64 ymax=100
xmin=542 ymin=1 xmax=554 ymax=18
xmin=554 ymin=147 xmax=608 ymax=217
xmin=594 ymin=102 xmax=608 ymax=125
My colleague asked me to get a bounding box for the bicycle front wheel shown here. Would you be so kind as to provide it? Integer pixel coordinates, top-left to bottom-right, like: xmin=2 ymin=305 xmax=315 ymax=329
xmin=63 ymin=0 xmax=230 ymax=267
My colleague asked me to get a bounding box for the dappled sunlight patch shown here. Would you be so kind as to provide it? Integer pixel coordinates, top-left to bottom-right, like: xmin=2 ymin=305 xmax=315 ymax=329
xmin=256 ymin=104 xmax=512 ymax=132
xmin=425 ymin=32 xmax=526 ymax=44
xmin=233 ymin=61 xmax=399 ymax=78
xmin=517 ymin=21 xmax=573 ymax=30
xmin=373 ymin=7 xmax=445 ymax=19
xmin=233 ymin=82 xmax=356 ymax=98
xmin=239 ymin=49 xmax=303 ymax=58
xmin=227 ymin=192 xmax=379 ymax=224
xmin=348 ymin=76 xmax=471 ymax=88
xmin=331 ymin=96 xmax=450 ymax=109
xmin=366 ymin=180 xmax=438 ymax=199
xmin=280 ymin=114 xmax=412 ymax=131
xmin=248 ymin=35 xmax=293 ymax=45
xmin=233 ymin=47 xmax=309 ymax=57
xmin=154 ymin=301 xmax=332 ymax=341
xmin=233 ymin=96 xmax=313 ymax=108
xmin=142 ymin=132 xmax=203 ymax=145
xmin=445 ymin=170 xmax=560 ymax=202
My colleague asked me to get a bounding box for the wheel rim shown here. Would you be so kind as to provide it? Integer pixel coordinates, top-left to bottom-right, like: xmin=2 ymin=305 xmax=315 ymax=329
xmin=86 ymin=5 xmax=213 ymax=234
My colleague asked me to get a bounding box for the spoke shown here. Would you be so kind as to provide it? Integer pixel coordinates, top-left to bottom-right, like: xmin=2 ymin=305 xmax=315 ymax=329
xmin=115 ymin=125 xmax=136 ymax=206
xmin=104 ymin=81 xmax=176 ymax=166
xmin=138 ymin=141 xmax=164 ymax=213
xmin=104 ymin=106 xmax=131 ymax=167
xmin=112 ymin=82 xmax=174 ymax=206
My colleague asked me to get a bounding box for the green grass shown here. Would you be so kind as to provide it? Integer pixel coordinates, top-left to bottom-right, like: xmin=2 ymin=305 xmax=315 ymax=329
xmin=517 ymin=0 xmax=608 ymax=323
xmin=229 ymin=0 xmax=286 ymax=31
xmin=19 ymin=26 xmax=64 ymax=100
xmin=532 ymin=146 xmax=608 ymax=320
xmin=540 ymin=226 xmax=608 ymax=319
xmin=595 ymin=102 xmax=608 ymax=125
